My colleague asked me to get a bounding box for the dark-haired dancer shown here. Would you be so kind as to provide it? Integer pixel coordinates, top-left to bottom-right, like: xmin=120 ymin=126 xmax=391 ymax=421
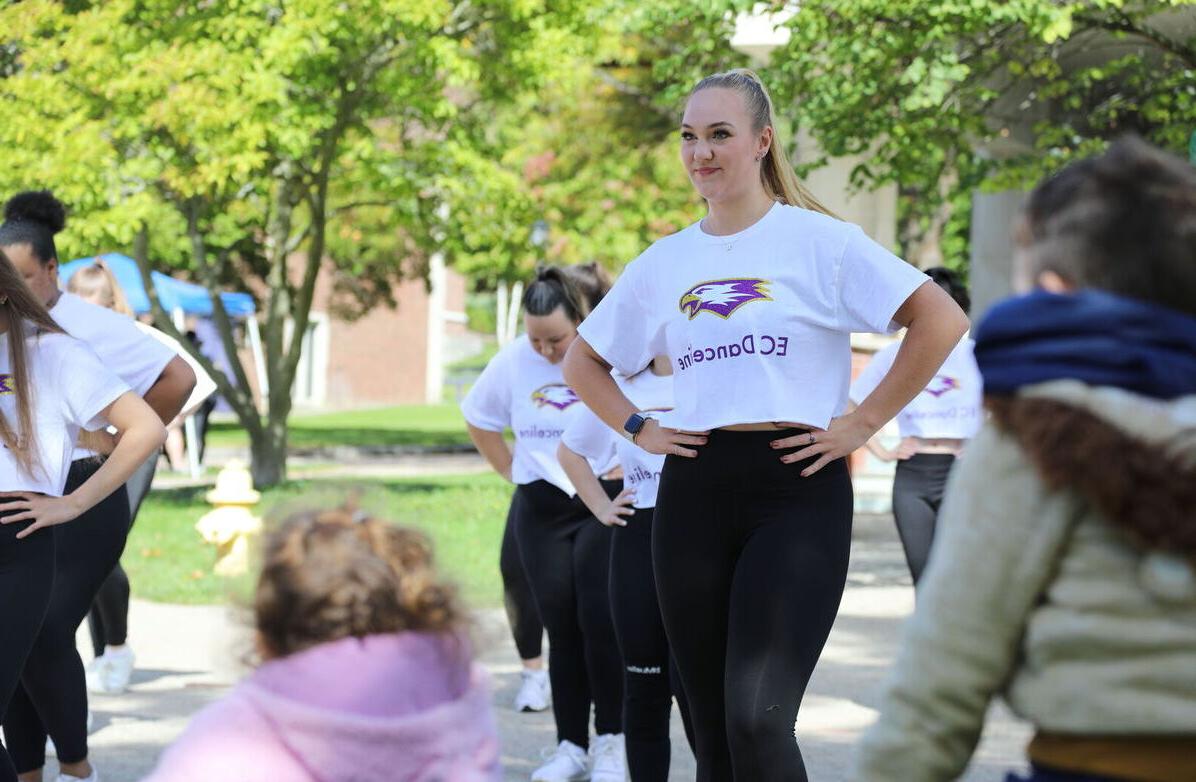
xmin=463 ymin=266 xmax=625 ymax=781
xmin=857 ymin=138 xmax=1196 ymax=782
xmin=67 ymin=260 xmax=218 ymax=694
xmin=0 ymin=249 xmax=166 ymax=782
xmin=564 ymin=69 xmax=966 ymax=781
xmin=0 ymin=191 xmax=195 ymax=782
xmin=850 ymin=267 xmax=981 ymax=584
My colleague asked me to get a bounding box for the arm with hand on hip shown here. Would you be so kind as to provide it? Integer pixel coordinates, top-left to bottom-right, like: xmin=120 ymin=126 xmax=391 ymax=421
xmin=563 ymin=337 xmax=707 ymax=458
xmin=0 ymin=391 xmax=167 ymax=538
xmin=557 ymin=442 xmax=635 ymax=527
xmin=467 ymin=423 xmax=514 ymax=482
xmin=774 ymin=282 xmax=969 ymax=476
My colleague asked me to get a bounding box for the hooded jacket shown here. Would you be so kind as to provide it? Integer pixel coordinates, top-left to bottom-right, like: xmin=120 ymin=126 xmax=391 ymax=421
xmin=855 ymin=380 xmax=1196 ymax=781
xmin=142 ymin=632 xmax=500 ymax=782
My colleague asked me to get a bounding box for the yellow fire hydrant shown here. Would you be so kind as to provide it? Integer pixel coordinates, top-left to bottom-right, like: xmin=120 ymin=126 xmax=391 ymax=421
xmin=195 ymin=461 xmax=263 ymax=576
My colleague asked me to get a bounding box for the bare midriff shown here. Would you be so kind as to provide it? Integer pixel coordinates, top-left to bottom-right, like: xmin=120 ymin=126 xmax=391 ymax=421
xmin=908 ymin=437 xmax=966 ymax=455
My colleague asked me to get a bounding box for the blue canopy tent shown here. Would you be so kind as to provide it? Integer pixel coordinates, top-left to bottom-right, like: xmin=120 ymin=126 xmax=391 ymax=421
xmin=59 ymin=253 xmax=264 ymax=478
xmin=59 ymin=253 xmax=255 ymax=318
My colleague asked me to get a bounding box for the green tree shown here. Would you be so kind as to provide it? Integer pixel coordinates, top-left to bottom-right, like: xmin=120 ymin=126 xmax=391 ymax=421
xmin=767 ymin=0 xmax=1196 ymax=268
xmin=0 ymin=0 xmax=588 ymax=485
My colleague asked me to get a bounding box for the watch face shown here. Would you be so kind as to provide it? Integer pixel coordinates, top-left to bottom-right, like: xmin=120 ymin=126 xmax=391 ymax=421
xmin=624 ymin=413 xmax=646 ymax=434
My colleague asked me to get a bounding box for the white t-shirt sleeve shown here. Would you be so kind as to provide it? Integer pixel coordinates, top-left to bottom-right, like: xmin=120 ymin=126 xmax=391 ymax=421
xmin=849 ymin=342 xmax=899 ymax=405
xmin=460 ymin=347 xmax=512 ymax=432
xmin=836 ymin=227 xmax=929 ymax=334
xmin=561 ymin=405 xmax=618 ymax=466
xmin=52 ymin=294 xmax=175 ymax=396
xmin=136 ymin=324 xmax=218 ymax=412
xmin=52 ymin=336 xmax=132 ymax=431
xmin=577 ymin=257 xmax=664 ymax=377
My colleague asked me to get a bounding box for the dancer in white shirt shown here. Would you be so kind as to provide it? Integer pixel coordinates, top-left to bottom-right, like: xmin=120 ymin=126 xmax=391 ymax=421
xmin=564 ymin=69 xmax=968 ymax=781
xmin=0 ymin=249 xmax=165 ymax=782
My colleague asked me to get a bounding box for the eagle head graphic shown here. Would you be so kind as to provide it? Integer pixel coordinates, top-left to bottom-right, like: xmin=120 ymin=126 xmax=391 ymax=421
xmin=678 ymin=279 xmax=772 ymax=320
xmin=531 ymin=383 xmax=580 ymax=411
xmin=923 ymin=375 xmax=959 ymax=398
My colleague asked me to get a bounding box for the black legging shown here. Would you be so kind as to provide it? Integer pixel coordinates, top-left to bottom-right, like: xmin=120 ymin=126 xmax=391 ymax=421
xmin=610 ymin=506 xmax=694 ymax=781
xmin=3 ymin=460 xmax=130 ymax=773
xmin=0 ymin=511 xmax=56 ymax=782
xmin=891 ymin=452 xmax=955 ymax=585
xmin=654 ymin=429 xmax=853 ymax=782
xmin=87 ymin=450 xmax=159 ymax=656
xmin=501 ymin=488 xmax=544 ymax=660
xmin=513 ymin=479 xmax=623 ymax=749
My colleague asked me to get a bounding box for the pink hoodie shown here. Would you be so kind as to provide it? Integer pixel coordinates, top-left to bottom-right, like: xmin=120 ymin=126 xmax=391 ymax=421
xmin=142 ymin=632 xmax=500 ymax=782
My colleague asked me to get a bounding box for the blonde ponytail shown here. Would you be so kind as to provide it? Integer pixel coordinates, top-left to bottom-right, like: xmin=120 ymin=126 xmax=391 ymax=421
xmin=689 ymin=68 xmax=839 ymax=219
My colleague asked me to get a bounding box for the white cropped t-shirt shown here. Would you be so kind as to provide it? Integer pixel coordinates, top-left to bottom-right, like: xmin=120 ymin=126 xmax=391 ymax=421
xmin=1 ymin=331 xmax=130 ymax=495
xmin=462 ymin=337 xmax=614 ymax=496
xmin=850 ymin=336 xmax=983 ymax=439
xmin=579 ymin=203 xmax=930 ymax=431
xmin=562 ymin=369 xmax=672 ymax=510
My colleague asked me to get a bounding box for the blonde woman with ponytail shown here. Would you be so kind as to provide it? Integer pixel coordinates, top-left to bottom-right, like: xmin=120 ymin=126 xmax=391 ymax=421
xmin=0 ymin=250 xmax=164 ymax=782
xmin=565 ymin=69 xmax=968 ymax=780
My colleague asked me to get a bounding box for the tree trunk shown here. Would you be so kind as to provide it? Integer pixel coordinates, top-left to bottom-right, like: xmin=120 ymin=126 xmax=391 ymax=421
xmin=250 ymin=416 xmax=288 ymax=487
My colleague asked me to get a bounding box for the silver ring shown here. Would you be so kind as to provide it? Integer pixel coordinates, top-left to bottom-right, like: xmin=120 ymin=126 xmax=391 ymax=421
xmin=808 ymin=432 xmax=817 ymax=445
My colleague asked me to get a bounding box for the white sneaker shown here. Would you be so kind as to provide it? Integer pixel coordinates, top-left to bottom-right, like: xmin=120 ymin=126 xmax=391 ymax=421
xmin=100 ymin=646 xmax=135 ymax=694
xmin=531 ymin=740 xmax=589 ymax=782
xmin=513 ymin=669 xmax=551 ymax=712
xmin=54 ymin=768 xmax=98 ymax=782
xmin=588 ymin=733 xmax=625 ymax=782
xmin=85 ymin=656 xmax=109 ymax=695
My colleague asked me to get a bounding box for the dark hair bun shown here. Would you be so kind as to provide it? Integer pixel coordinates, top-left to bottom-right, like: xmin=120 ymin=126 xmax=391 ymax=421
xmin=5 ymin=191 xmax=66 ymax=233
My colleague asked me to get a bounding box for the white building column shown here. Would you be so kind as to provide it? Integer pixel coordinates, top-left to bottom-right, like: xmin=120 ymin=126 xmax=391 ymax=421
xmin=425 ymin=251 xmax=447 ymax=403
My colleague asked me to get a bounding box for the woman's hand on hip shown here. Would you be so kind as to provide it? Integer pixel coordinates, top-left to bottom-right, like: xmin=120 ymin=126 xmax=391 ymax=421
xmin=597 ymin=487 xmax=637 ymax=527
xmin=771 ymin=413 xmax=875 ymax=477
xmin=0 ymin=492 xmax=84 ymax=539
xmin=635 ymin=419 xmax=708 ymax=458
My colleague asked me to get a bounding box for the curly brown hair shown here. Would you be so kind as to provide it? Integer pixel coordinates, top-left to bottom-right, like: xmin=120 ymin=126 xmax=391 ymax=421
xmin=988 ymin=397 xmax=1196 ymax=557
xmin=254 ymin=507 xmax=463 ymax=659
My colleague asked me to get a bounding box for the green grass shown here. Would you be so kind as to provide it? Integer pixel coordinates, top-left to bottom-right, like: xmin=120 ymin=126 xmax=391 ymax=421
xmin=206 ymin=403 xmax=472 ymax=450
xmin=127 ymin=473 xmax=514 ymax=608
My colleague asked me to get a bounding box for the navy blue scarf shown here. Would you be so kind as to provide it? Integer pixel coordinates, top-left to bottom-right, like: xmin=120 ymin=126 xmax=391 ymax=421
xmin=974 ymin=289 xmax=1196 ymax=400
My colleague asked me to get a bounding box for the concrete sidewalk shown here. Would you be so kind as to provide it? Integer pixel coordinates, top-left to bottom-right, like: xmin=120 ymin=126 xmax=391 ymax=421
xmin=56 ymin=518 xmax=1029 ymax=781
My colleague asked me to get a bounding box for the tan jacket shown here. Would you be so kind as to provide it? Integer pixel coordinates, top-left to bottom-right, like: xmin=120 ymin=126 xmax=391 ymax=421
xmin=855 ymin=381 xmax=1196 ymax=781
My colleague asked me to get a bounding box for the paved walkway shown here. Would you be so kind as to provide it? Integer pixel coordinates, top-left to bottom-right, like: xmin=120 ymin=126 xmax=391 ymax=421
xmin=50 ymin=516 xmax=1028 ymax=781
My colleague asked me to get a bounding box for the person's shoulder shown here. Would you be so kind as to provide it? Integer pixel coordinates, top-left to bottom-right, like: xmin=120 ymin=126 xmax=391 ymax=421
xmin=52 ymin=292 xmax=123 ymax=326
xmin=495 ymin=335 xmax=533 ymax=365
xmin=142 ymin=688 xmax=297 ymax=782
xmin=636 ymin=220 xmax=702 ymax=264
xmin=29 ymin=329 xmax=98 ymax=368
xmin=773 ymin=203 xmax=855 ymax=238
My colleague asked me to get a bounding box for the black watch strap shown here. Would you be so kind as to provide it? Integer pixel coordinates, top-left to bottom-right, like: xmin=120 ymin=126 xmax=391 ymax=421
xmin=623 ymin=412 xmax=648 ymax=440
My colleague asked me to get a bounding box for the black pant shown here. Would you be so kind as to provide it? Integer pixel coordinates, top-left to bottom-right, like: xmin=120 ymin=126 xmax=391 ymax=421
xmin=501 ymin=489 xmax=544 ymax=661
xmin=87 ymin=450 xmax=158 ymax=656
xmin=3 ymin=460 xmax=131 ymax=773
xmin=654 ymin=430 xmax=853 ymax=782
xmin=610 ymin=506 xmax=694 ymax=781
xmin=513 ymin=479 xmax=623 ymax=748
xmin=0 ymin=510 xmax=56 ymax=782
xmin=891 ymin=453 xmax=955 ymax=584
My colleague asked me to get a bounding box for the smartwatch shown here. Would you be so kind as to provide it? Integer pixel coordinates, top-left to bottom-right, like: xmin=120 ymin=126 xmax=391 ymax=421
xmin=622 ymin=412 xmax=651 ymax=443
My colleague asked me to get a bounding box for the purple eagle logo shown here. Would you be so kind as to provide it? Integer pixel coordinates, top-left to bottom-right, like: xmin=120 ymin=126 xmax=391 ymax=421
xmin=531 ymin=383 xmax=580 ymax=411
xmin=923 ymin=375 xmax=959 ymax=398
xmin=679 ymin=278 xmax=772 ymax=320
xmin=0 ymin=374 xmax=13 ymax=395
